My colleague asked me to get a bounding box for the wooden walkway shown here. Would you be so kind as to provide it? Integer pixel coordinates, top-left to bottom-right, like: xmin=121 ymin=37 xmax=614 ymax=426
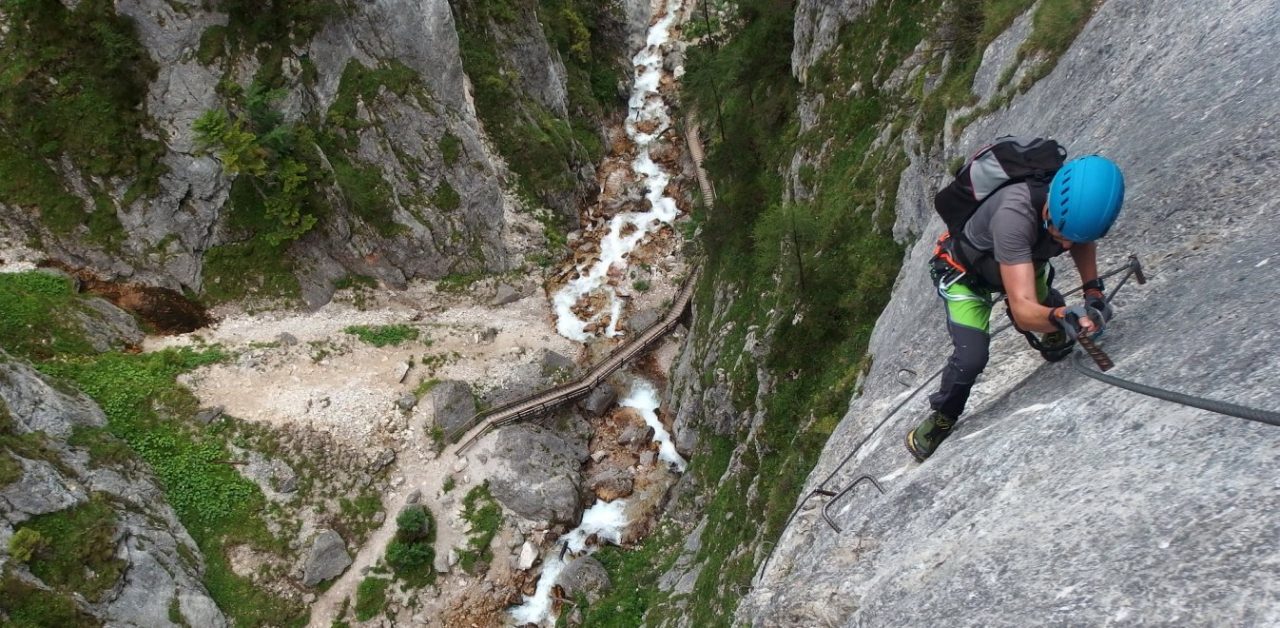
xmin=449 ymin=268 xmax=701 ymax=452
xmin=447 ymin=118 xmax=717 ymax=453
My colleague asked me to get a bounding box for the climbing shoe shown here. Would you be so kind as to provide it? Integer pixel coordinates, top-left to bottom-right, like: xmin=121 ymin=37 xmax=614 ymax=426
xmin=905 ymin=411 xmax=956 ymax=462
xmin=1038 ymin=330 xmax=1074 ymax=362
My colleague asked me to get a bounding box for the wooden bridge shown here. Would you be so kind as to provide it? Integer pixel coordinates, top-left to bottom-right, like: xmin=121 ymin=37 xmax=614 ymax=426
xmin=448 ymin=268 xmax=701 ymax=452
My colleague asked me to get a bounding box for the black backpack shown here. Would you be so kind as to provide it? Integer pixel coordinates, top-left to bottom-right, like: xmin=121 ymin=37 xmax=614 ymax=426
xmin=934 ymin=137 xmax=1067 ymax=237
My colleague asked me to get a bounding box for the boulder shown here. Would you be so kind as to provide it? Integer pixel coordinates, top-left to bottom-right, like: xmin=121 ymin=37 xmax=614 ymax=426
xmin=555 ymin=556 xmax=611 ymax=603
xmin=617 ymin=424 xmax=655 ymax=447
xmin=517 ymin=541 xmax=539 ymax=570
xmin=588 ymin=468 xmax=634 ymax=501
xmin=491 ymin=283 xmax=522 ymax=306
xmin=302 ymin=530 xmax=352 ymax=586
xmin=487 ymin=424 xmax=585 ymax=526
xmin=75 ymin=297 xmax=144 ymax=352
xmin=429 ymin=380 xmax=477 ymax=437
xmin=194 ymin=406 xmax=224 ymax=426
xmin=539 ymin=350 xmax=576 ymax=379
xmin=626 ymin=307 xmax=663 ymax=334
xmin=396 ymin=393 xmax=417 ymax=411
xmin=579 ymin=383 xmax=618 ymax=415
xmin=276 ymin=332 xmax=299 ymax=346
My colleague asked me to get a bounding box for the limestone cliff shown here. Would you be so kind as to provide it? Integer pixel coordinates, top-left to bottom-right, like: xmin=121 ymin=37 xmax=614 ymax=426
xmin=0 ymin=0 xmax=634 ymax=307
xmin=733 ymin=0 xmax=1280 ymax=624
xmin=638 ymin=0 xmax=1280 ymax=625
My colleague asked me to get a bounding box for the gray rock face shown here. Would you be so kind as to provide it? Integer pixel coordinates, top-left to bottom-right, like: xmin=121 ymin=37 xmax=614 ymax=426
xmin=742 ymin=0 xmax=1280 ymax=624
xmin=429 ymin=380 xmax=477 ymax=437
xmin=791 ymin=0 xmax=874 ymax=81
xmin=75 ymin=297 xmax=145 ymax=352
xmin=486 ymin=424 xmax=584 ymax=526
xmin=302 ymin=529 xmax=352 ymax=586
xmin=0 ymin=352 xmax=226 ymax=627
xmin=0 ymin=360 xmax=107 ymax=439
xmin=0 ymin=458 xmax=88 ymax=522
xmin=1 ymin=0 xmax=623 ymax=306
xmin=555 ymin=556 xmax=611 ymax=603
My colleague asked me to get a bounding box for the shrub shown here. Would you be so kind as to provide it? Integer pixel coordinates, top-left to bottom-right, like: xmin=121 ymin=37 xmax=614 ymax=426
xmin=8 ymin=528 xmax=47 ymax=563
xmin=354 ymin=576 xmax=389 ymax=621
xmin=394 ymin=504 xmax=433 ymax=542
xmin=386 ymin=539 xmax=432 ymax=569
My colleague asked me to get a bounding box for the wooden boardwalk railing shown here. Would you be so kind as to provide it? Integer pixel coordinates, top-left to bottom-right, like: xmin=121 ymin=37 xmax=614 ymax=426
xmin=449 ymin=268 xmax=702 ymax=452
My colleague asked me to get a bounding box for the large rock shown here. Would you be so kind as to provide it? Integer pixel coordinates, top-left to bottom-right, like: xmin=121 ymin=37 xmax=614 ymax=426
xmin=74 ymin=297 xmax=146 ymax=352
xmin=0 ymin=359 xmax=107 ymax=439
xmin=486 ymin=424 xmax=585 ymax=526
xmin=555 ymin=556 xmax=611 ymax=603
xmin=302 ymin=530 xmax=352 ymax=586
xmin=579 ymin=383 xmax=618 ymax=415
xmin=429 ymin=380 xmax=477 ymax=438
xmin=0 ymin=458 xmax=88 ymax=522
xmin=741 ymin=0 xmax=1280 ymax=624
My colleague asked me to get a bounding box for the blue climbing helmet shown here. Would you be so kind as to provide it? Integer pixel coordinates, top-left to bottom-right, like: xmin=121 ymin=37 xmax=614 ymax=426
xmin=1047 ymin=155 xmax=1125 ymax=242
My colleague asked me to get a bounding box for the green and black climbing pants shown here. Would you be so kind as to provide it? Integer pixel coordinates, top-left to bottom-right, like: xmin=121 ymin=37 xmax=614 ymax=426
xmin=928 ymin=257 xmax=1061 ymax=419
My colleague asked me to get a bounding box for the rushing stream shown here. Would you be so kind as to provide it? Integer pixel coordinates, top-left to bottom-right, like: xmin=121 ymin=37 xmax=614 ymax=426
xmin=517 ymin=0 xmax=690 ymax=623
xmin=510 ymin=379 xmax=685 ymax=624
xmin=552 ymin=0 xmax=686 ymax=341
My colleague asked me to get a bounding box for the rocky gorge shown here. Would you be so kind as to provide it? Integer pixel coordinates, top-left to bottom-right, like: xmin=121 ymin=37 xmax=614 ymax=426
xmin=3 ymin=0 xmax=1279 ymax=626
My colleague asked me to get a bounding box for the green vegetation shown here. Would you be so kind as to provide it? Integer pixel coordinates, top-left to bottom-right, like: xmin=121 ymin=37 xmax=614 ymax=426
xmin=0 ymin=271 xmax=95 ymax=361
xmin=194 ymin=85 xmax=326 ymax=246
xmin=457 ymin=483 xmax=502 ymax=573
xmin=431 ymin=180 xmax=461 ymax=212
xmin=439 ymin=132 xmax=463 ymax=166
xmin=0 ymin=570 xmax=98 ymax=627
xmin=15 ymin=494 xmax=125 ymax=602
xmin=579 ymin=523 xmax=683 ymax=626
xmin=0 ymin=0 xmax=164 ymax=240
xmin=343 ymin=324 xmax=420 ymax=347
xmin=354 ymin=576 xmax=389 ymax=621
xmin=0 ymin=448 xmax=20 ymax=488
xmin=215 ymin=0 xmax=342 ymax=55
xmin=8 ymin=528 xmax=47 ymax=564
xmin=385 ymin=504 xmax=436 ymax=586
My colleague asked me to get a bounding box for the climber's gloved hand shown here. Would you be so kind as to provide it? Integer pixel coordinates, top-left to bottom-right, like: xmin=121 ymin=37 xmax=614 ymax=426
xmin=1084 ymin=288 xmax=1114 ymax=323
xmin=1051 ymin=304 xmax=1105 ymax=339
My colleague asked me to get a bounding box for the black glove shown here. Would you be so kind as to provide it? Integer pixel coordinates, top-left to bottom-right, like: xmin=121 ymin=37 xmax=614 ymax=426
xmin=1051 ymin=304 xmax=1105 ymax=339
xmin=1084 ymin=289 xmax=1114 ymax=323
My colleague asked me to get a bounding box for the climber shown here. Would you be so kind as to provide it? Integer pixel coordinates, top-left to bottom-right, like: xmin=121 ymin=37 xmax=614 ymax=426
xmin=906 ymin=149 xmax=1125 ymax=462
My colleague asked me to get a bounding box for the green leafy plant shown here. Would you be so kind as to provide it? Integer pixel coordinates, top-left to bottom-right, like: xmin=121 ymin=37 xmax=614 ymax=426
xmin=457 ymin=483 xmax=502 ymax=573
xmin=343 ymin=324 xmax=420 ymax=347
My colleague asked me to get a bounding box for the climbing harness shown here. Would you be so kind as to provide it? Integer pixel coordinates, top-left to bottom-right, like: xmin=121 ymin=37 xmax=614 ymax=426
xmin=756 ymin=255 xmax=1276 ymax=581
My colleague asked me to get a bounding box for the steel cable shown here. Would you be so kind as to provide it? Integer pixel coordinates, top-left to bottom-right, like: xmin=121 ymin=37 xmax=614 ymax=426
xmin=1070 ymin=351 xmax=1280 ymax=426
